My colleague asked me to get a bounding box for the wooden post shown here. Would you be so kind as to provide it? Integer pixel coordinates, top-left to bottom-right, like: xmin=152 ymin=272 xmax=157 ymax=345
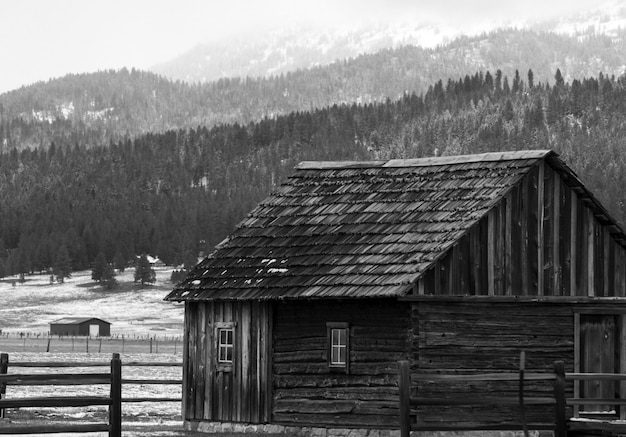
xmin=109 ymin=353 xmax=122 ymax=437
xmin=0 ymin=353 xmax=8 ymax=419
xmin=519 ymin=351 xmax=529 ymax=437
xmin=398 ymin=360 xmax=411 ymax=437
xmin=553 ymin=361 xmax=567 ymax=437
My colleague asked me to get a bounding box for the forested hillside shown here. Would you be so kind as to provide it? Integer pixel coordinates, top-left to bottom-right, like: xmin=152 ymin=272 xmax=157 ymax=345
xmin=1 ymin=70 xmax=625 ymax=279
xmin=2 ymin=28 xmax=625 ymax=153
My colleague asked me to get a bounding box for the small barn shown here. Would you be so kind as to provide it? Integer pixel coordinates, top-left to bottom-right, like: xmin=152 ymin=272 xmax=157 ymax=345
xmin=165 ymin=150 xmax=626 ymax=433
xmin=50 ymin=317 xmax=111 ymax=337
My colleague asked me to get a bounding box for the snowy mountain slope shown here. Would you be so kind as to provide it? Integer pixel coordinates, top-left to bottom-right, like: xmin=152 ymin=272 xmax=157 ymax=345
xmin=151 ymin=1 xmax=626 ymax=84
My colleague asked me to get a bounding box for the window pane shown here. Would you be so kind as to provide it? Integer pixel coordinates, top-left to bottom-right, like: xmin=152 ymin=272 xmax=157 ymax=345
xmin=339 ymin=329 xmax=346 ymax=344
xmin=339 ymin=345 xmax=346 ymax=364
xmin=331 ymin=346 xmax=339 ymax=364
xmin=218 ymin=328 xmax=234 ymax=363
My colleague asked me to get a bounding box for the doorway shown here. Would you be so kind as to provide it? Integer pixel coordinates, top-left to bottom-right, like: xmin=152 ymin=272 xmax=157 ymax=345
xmin=577 ymin=313 xmax=621 ymax=417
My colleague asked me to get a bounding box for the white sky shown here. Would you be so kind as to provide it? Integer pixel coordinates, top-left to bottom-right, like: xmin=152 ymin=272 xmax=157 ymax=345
xmin=0 ymin=0 xmax=613 ymax=94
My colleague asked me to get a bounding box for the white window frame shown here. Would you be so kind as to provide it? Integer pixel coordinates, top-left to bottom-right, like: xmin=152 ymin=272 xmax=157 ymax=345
xmin=327 ymin=322 xmax=350 ymax=373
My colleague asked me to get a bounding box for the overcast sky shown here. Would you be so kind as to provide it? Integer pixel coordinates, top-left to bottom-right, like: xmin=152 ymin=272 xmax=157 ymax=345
xmin=0 ymin=0 xmax=613 ymax=94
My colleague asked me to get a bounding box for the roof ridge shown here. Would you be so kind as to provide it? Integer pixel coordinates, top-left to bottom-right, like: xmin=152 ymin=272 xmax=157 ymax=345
xmin=297 ymin=150 xmax=554 ymax=170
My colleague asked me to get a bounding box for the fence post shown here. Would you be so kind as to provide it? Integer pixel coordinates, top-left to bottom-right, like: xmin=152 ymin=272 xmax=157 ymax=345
xmin=0 ymin=353 xmax=8 ymax=419
xmin=553 ymin=360 xmax=567 ymax=437
xmin=109 ymin=353 xmax=122 ymax=437
xmin=398 ymin=360 xmax=411 ymax=437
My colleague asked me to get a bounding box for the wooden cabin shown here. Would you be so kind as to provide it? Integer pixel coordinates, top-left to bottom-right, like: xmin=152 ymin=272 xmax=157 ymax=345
xmin=165 ymin=150 xmax=626 ymax=433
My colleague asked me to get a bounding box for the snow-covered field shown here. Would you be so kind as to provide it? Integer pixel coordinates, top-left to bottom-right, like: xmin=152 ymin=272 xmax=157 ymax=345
xmin=0 ymin=267 xmax=184 ymax=337
xmin=0 ymin=268 xmax=189 ymax=435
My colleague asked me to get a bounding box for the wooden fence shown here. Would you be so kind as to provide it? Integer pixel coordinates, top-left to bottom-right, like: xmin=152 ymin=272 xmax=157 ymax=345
xmin=0 ymin=353 xmax=182 ymax=436
xmin=398 ymin=356 xmax=626 ymax=437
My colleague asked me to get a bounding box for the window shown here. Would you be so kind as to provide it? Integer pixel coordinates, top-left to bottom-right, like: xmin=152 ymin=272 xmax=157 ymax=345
xmin=327 ymin=322 xmax=350 ymax=373
xmin=218 ymin=328 xmax=234 ymax=363
xmin=215 ymin=322 xmax=236 ymax=371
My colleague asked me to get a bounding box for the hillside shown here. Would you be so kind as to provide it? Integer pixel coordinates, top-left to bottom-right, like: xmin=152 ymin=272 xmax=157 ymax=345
xmin=2 ymin=27 xmax=626 ymax=154
xmin=152 ymin=1 xmax=626 ymax=85
xmin=1 ymin=71 xmax=625 ymax=279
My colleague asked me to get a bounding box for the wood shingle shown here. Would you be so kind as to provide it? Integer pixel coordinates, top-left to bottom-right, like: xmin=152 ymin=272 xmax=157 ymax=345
xmin=165 ymin=150 xmax=626 ymax=301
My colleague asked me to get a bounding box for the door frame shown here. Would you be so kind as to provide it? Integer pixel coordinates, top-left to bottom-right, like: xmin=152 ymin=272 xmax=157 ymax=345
xmin=574 ymin=308 xmax=626 ymax=419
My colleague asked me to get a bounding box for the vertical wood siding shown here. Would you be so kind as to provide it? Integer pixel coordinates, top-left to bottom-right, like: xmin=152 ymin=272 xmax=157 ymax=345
xmin=183 ymin=301 xmax=272 ymax=423
xmin=272 ymin=299 xmax=410 ymax=428
xmin=419 ymin=162 xmax=626 ymax=297
xmin=413 ymin=301 xmax=574 ymax=427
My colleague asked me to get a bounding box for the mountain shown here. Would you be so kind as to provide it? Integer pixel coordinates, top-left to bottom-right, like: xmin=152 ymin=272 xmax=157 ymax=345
xmin=151 ymin=1 xmax=626 ymax=85
xmin=2 ymin=24 xmax=626 ymax=154
xmin=149 ymin=22 xmax=466 ymax=84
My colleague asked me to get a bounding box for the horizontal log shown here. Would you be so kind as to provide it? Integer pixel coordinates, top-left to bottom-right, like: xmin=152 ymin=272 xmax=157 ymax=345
xmin=412 ymin=422 xmax=555 ymax=431
xmin=411 ymin=396 xmax=556 ymax=406
xmin=274 ymin=374 xmax=396 ymax=389
xmin=566 ymin=373 xmax=626 ymax=381
xmin=273 ymin=412 xmax=399 ymax=427
xmin=275 ymin=386 xmax=398 ymax=401
xmin=0 ymin=373 xmax=110 ymax=384
xmin=567 ymin=398 xmax=626 ymax=405
xmin=0 ymin=396 xmax=111 ymax=408
xmin=273 ymin=399 xmax=356 ymax=414
xmin=412 ymin=372 xmax=555 ymax=381
xmin=0 ymin=423 xmax=110 ymax=434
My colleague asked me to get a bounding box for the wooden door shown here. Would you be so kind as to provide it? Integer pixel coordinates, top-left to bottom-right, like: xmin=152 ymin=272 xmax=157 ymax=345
xmin=580 ymin=314 xmax=619 ymax=415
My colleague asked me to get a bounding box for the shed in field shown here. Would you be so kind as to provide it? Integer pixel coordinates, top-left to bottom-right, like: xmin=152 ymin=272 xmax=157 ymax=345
xmin=49 ymin=317 xmax=111 ymax=337
xmin=165 ymin=150 xmax=626 ymax=433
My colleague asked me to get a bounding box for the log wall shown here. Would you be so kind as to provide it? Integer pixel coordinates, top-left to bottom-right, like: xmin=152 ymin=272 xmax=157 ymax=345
xmin=183 ymin=301 xmax=272 ymax=424
xmin=413 ymin=300 xmax=575 ymax=428
xmin=418 ymin=161 xmax=626 ymax=297
xmin=272 ymin=299 xmax=410 ymax=428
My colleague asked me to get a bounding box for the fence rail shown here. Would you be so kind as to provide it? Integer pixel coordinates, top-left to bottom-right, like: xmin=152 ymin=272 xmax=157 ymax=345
xmin=398 ymin=354 xmax=626 ymax=437
xmin=0 ymin=352 xmax=121 ymax=436
xmin=0 ymin=353 xmax=183 ymax=436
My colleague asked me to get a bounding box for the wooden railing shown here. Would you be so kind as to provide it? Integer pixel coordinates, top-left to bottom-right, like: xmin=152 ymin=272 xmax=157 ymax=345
xmin=0 ymin=353 xmax=121 ymax=436
xmin=398 ymin=357 xmax=626 ymax=437
xmin=0 ymin=353 xmax=182 ymax=435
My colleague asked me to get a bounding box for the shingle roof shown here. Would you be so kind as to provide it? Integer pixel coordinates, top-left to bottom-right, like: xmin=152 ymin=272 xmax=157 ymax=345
xmin=168 ymin=150 xmax=594 ymax=301
xmin=169 ymin=150 xmax=626 ymax=301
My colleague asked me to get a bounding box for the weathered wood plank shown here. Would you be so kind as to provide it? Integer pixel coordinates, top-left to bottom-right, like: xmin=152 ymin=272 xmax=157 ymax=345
xmin=537 ymin=161 xmax=545 ymax=295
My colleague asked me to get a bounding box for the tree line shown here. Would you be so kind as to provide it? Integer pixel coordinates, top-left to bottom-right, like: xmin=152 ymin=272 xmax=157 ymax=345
xmin=2 ymin=27 xmax=625 ymax=155
xmin=1 ymin=69 xmax=626 ymax=280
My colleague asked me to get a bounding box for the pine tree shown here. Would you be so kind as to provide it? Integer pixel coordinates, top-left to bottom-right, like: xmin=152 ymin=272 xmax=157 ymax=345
xmin=101 ymin=262 xmax=118 ymax=289
xmin=527 ymin=69 xmax=534 ymax=89
xmin=555 ymin=69 xmax=565 ymax=87
xmin=53 ymin=245 xmax=72 ymax=283
xmin=134 ymin=254 xmax=156 ymax=285
xmin=183 ymin=251 xmax=198 ymax=272
xmin=113 ymin=250 xmax=126 ymax=272
xmin=91 ymin=252 xmax=107 ymax=282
